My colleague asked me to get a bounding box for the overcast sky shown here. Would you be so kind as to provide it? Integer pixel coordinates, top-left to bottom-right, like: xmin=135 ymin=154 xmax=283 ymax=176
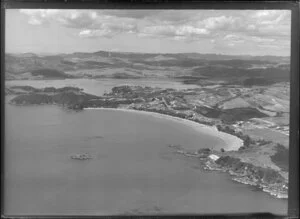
xmin=6 ymin=9 xmax=291 ymax=56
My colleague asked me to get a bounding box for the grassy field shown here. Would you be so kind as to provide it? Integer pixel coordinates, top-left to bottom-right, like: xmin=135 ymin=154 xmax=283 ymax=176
xmin=244 ymin=128 xmax=289 ymax=148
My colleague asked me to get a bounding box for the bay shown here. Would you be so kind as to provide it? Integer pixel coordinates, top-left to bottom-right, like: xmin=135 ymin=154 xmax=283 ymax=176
xmin=4 ymin=103 xmax=287 ymax=215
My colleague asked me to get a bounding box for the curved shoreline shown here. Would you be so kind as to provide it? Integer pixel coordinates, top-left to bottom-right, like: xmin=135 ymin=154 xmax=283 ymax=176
xmin=84 ymin=107 xmax=287 ymax=200
xmin=84 ymin=107 xmax=244 ymax=151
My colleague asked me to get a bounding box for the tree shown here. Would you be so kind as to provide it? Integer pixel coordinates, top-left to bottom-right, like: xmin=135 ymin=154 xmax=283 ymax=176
xmin=239 ymin=146 xmax=246 ymax=151
xmin=244 ymin=135 xmax=251 ymax=147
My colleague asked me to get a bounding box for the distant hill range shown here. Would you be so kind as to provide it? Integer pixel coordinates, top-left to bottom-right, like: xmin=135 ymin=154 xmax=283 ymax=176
xmin=5 ymin=51 xmax=290 ymax=85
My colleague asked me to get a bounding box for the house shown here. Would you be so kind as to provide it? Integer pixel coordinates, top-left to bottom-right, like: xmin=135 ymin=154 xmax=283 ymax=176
xmin=208 ymin=154 xmax=220 ymax=161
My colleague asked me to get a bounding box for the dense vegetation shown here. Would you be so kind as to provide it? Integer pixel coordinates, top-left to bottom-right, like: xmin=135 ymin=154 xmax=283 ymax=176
xmin=215 ymin=156 xmax=285 ymax=184
xmin=30 ymin=68 xmax=73 ymax=79
xmin=270 ymin=144 xmax=289 ymax=172
xmin=242 ymin=78 xmax=275 ymax=86
xmin=195 ymin=106 xmax=268 ymax=123
xmin=215 ymin=124 xmax=274 ymax=149
xmin=10 ymin=87 xmax=98 ymax=107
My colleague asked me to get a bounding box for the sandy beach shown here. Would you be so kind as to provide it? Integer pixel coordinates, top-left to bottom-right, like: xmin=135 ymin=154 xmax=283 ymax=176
xmin=84 ymin=107 xmax=244 ymax=151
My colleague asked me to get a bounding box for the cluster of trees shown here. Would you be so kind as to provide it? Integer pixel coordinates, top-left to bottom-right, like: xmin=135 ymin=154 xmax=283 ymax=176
xmin=197 ymin=148 xmax=212 ymax=157
xmin=30 ymin=68 xmax=73 ymax=79
xmin=42 ymin=86 xmax=83 ymax=93
xmin=10 ymin=86 xmax=84 ymax=94
xmin=270 ymin=144 xmax=289 ymax=172
xmin=111 ymin=86 xmax=154 ymax=99
xmin=216 ymin=124 xmax=274 ymax=151
xmin=194 ymin=105 xmax=268 ymax=124
xmin=197 ymin=148 xmax=211 ymax=154
xmin=216 ymin=125 xmax=258 ymax=148
xmin=111 ymin=86 xmax=133 ymax=94
xmin=11 ymin=93 xmax=53 ymax=105
xmin=215 ymin=156 xmax=285 ymax=184
xmin=242 ymin=78 xmax=274 ymax=86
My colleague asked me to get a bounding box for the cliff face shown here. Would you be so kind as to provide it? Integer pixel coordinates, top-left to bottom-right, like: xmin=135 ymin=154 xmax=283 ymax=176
xmin=215 ymin=156 xmax=285 ymax=185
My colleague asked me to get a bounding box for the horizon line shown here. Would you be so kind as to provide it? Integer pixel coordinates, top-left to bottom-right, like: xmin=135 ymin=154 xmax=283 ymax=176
xmin=6 ymin=50 xmax=290 ymax=58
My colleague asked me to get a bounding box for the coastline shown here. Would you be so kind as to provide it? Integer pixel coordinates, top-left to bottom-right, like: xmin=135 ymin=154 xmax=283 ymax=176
xmin=84 ymin=107 xmax=288 ymax=200
xmin=84 ymin=107 xmax=243 ymax=151
xmin=204 ymin=161 xmax=288 ymax=199
xmin=7 ymin=94 xmax=288 ymax=200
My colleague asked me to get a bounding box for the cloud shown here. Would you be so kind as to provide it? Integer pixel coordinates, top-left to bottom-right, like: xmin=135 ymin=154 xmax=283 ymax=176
xmin=251 ymin=36 xmax=275 ymax=43
xmin=56 ymin=11 xmax=100 ymax=29
xmin=79 ymin=29 xmax=113 ymax=38
xmin=78 ymin=21 xmax=137 ymax=38
xmin=257 ymin=44 xmax=282 ymax=50
xmin=203 ymin=16 xmax=242 ymax=30
xmin=141 ymin=25 xmax=209 ymax=36
xmin=251 ymin=10 xmax=289 ymax=22
xmin=19 ymin=9 xmax=138 ymax=38
xmin=20 ymin=9 xmax=60 ymax=25
xmin=100 ymin=10 xmax=160 ymax=19
xmin=223 ymin=34 xmax=245 ymax=43
xmin=19 ymin=9 xmax=291 ymax=49
xmin=137 ymin=24 xmax=210 ymax=42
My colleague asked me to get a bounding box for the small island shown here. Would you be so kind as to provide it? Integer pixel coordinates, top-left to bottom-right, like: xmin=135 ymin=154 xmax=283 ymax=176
xmin=70 ymin=153 xmax=92 ymax=160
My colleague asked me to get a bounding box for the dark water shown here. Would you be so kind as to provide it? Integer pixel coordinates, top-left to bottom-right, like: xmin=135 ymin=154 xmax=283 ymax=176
xmin=4 ymin=104 xmax=287 ymax=215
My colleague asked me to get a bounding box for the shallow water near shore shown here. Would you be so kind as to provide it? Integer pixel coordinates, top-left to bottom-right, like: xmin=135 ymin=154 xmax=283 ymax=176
xmin=4 ymin=104 xmax=287 ymax=215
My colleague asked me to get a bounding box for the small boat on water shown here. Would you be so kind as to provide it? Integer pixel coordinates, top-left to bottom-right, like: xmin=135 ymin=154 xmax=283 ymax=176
xmin=70 ymin=153 xmax=92 ymax=160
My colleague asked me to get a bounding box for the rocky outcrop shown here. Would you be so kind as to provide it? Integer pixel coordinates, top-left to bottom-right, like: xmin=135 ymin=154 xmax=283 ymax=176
xmin=213 ymin=156 xmax=288 ymax=198
xmin=215 ymin=156 xmax=285 ymax=184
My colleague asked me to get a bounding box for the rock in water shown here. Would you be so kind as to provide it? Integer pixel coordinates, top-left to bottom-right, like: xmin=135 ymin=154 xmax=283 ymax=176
xmin=70 ymin=153 xmax=92 ymax=160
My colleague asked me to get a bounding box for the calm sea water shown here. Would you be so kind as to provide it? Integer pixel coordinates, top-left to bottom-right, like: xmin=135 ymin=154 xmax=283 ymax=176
xmin=4 ymin=103 xmax=287 ymax=215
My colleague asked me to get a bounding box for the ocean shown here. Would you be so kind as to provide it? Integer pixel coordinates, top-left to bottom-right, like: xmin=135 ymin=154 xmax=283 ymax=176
xmin=4 ymin=103 xmax=287 ymax=215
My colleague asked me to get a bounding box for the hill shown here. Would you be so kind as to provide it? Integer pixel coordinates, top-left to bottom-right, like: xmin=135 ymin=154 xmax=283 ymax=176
xmin=5 ymin=51 xmax=290 ymax=84
xmin=30 ymin=68 xmax=73 ymax=79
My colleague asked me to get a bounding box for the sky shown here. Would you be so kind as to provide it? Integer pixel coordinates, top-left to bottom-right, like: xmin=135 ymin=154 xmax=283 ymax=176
xmin=5 ymin=9 xmax=291 ymax=56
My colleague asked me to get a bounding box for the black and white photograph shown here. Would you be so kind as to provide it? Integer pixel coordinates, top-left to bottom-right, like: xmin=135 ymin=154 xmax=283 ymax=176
xmin=4 ymin=8 xmax=292 ymax=216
